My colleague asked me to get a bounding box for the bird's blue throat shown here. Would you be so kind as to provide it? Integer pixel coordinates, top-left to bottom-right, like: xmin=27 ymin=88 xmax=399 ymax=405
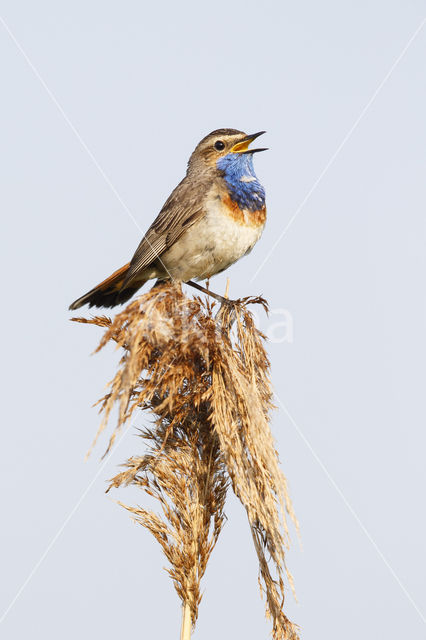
xmin=217 ymin=153 xmax=265 ymax=212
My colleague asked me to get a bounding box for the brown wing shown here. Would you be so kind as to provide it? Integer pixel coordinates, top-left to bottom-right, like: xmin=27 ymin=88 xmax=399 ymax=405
xmin=123 ymin=173 xmax=213 ymax=285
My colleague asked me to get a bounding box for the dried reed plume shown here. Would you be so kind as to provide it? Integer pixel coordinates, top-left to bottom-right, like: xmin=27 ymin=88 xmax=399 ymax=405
xmin=73 ymin=282 xmax=299 ymax=640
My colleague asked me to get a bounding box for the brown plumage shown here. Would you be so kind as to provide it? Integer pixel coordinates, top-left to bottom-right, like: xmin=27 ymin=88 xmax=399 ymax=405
xmin=69 ymin=263 xmax=138 ymax=309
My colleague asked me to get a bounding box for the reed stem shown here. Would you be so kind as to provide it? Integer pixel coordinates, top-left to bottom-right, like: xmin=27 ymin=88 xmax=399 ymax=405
xmin=180 ymin=602 xmax=191 ymax=640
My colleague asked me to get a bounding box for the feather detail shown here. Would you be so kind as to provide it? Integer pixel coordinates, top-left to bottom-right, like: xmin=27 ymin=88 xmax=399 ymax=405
xmin=222 ymin=193 xmax=266 ymax=228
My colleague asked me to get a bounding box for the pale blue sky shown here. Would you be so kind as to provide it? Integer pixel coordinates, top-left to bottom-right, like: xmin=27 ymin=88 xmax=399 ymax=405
xmin=1 ymin=2 xmax=426 ymax=638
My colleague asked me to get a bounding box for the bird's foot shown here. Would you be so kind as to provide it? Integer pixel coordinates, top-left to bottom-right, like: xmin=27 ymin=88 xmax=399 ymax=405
xmin=186 ymin=280 xmax=237 ymax=306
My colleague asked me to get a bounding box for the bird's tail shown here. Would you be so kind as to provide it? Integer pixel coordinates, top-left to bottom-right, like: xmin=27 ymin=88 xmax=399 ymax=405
xmin=69 ymin=263 xmax=145 ymax=310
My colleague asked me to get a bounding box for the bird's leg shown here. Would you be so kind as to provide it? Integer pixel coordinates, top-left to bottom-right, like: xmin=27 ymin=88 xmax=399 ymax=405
xmin=186 ymin=280 xmax=232 ymax=306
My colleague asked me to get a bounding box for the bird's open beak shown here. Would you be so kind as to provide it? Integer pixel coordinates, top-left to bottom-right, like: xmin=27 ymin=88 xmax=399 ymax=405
xmin=231 ymin=131 xmax=268 ymax=154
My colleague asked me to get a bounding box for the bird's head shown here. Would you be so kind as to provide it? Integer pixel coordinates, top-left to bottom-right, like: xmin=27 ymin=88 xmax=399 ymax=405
xmin=187 ymin=129 xmax=267 ymax=174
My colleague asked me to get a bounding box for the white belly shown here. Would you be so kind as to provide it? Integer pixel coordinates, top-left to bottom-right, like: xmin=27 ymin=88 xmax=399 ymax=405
xmin=159 ymin=196 xmax=265 ymax=282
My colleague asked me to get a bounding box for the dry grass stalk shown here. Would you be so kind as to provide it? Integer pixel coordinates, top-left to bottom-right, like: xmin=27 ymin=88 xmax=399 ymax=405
xmin=180 ymin=603 xmax=192 ymax=640
xmin=73 ymin=282 xmax=299 ymax=639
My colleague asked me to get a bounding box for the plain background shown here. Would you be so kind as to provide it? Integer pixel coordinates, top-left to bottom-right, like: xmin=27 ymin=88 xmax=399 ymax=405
xmin=1 ymin=1 xmax=425 ymax=638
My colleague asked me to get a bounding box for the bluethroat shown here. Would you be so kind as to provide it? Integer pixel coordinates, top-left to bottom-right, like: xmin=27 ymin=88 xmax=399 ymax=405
xmin=69 ymin=128 xmax=267 ymax=309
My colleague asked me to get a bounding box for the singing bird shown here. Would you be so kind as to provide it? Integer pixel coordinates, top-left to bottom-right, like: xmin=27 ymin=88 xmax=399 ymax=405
xmin=69 ymin=129 xmax=267 ymax=310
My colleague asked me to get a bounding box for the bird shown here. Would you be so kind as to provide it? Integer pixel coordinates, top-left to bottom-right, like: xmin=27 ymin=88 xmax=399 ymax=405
xmin=69 ymin=128 xmax=267 ymax=310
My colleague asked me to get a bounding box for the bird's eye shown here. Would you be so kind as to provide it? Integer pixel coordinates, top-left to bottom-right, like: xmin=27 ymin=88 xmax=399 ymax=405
xmin=214 ymin=140 xmax=225 ymax=151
